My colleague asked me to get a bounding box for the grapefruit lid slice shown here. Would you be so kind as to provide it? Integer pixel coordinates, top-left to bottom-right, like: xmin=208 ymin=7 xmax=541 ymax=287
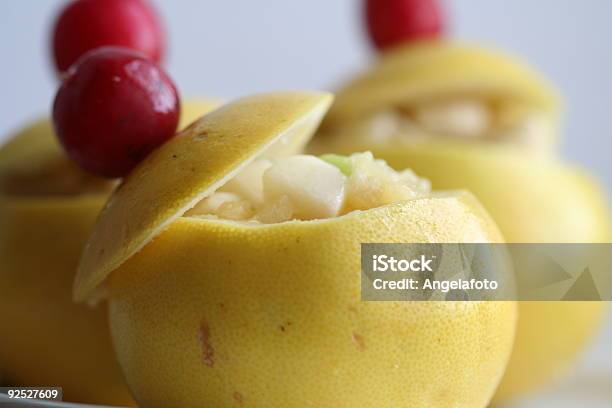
xmin=324 ymin=42 xmax=560 ymax=127
xmin=74 ymin=92 xmax=333 ymax=301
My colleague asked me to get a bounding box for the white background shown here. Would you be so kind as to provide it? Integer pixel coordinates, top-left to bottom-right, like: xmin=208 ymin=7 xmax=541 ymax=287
xmin=0 ymin=1 xmax=611 ymax=406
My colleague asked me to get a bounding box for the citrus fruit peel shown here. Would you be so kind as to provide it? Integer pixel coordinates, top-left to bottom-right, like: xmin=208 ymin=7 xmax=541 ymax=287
xmin=0 ymin=119 xmax=125 ymax=404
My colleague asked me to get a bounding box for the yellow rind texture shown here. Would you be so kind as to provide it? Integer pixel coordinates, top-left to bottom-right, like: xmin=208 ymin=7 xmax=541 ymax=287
xmin=107 ymin=192 xmax=517 ymax=408
xmin=323 ymin=41 xmax=561 ymax=128
xmin=0 ymin=119 xmax=132 ymax=405
xmin=74 ymin=92 xmax=333 ymax=302
xmin=0 ymin=99 xmax=219 ymax=405
xmin=495 ymin=301 xmax=606 ymax=401
xmin=0 ymin=195 xmax=130 ymax=405
xmin=0 ymin=120 xmax=63 ymax=174
xmin=314 ymin=138 xmax=611 ymax=401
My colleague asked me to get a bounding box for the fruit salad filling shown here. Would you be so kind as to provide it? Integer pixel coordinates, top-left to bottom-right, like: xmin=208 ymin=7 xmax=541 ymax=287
xmin=330 ymin=96 xmax=551 ymax=149
xmin=186 ymin=152 xmax=431 ymax=223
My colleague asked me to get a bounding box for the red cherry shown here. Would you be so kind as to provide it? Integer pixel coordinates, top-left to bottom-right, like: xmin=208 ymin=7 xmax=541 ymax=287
xmin=365 ymin=0 xmax=445 ymax=51
xmin=53 ymin=47 xmax=180 ymax=178
xmin=52 ymin=0 xmax=165 ymax=73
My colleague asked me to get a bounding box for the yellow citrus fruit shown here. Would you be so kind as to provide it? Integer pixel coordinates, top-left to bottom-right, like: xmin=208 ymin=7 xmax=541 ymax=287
xmin=75 ymin=92 xmax=517 ymax=408
xmin=0 ymin=99 xmax=219 ymax=404
xmin=315 ymin=142 xmax=610 ymax=402
xmin=309 ymin=42 xmax=610 ymax=401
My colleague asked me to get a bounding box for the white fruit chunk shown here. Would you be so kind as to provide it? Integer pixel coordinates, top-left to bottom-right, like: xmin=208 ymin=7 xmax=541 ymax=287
xmin=257 ymin=195 xmax=294 ymax=224
xmin=186 ymin=192 xmax=254 ymax=220
xmin=344 ymin=152 xmax=430 ymax=212
xmin=222 ymin=159 xmax=271 ymax=206
xmin=263 ymin=156 xmax=346 ymax=220
xmin=415 ymin=98 xmax=490 ymax=138
xmin=498 ymin=113 xmax=552 ymax=152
